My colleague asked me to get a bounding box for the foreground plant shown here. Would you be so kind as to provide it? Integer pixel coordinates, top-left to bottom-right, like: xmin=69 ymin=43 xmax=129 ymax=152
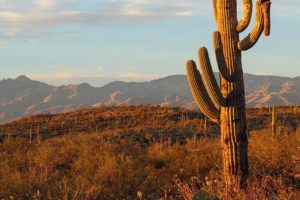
xmin=186 ymin=0 xmax=271 ymax=190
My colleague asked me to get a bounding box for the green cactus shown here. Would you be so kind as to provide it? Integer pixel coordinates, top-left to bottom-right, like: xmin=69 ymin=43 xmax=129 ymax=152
xmin=199 ymin=47 xmax=226 ymax=107
xmin=186 ymin=0 xmax=271 ymax=189
xmin=262 ymin=0 xmax=271 ymax=36
xmin=213 ymin=32 xmax=232 ymax=82
xmin=238 ymin=2 xmax=264 ymax=51
xmin=237 ymin=0 xmax=253 ymax=32
xmin=187 ymin=61 xmax=219 ymax=123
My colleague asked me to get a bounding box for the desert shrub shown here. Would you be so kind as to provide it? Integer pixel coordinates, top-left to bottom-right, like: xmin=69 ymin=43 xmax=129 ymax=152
xmin=176 ymin=130 xmax=300 ymax=200
xmin=1 ymin=131 xmax=299 ymax=199
xmin=249 ymin=130 xmax=300 ymax=181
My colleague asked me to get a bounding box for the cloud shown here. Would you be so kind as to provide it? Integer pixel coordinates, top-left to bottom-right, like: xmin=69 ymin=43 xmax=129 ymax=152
xmin=119 ymin=0 xmax=204 ymax=17
xmin=0 ymin=0 xmax=209 ymax=39
xmin=10 ymin=67 xmax=164 ymax=87
xmin=27 ymin=67 xmax=104 ymax=82
xmin=273 ymin=2 xmax=300 ymax=16
xmin=25 ymin=67 xmax=162 ymax=85
xmin=252 ymin=72 xmax=274 ymax=76
xmin=0 ymin=0 xmax=298 ymax=39
xmin=120 ymin=71 xmax=160 ymax=80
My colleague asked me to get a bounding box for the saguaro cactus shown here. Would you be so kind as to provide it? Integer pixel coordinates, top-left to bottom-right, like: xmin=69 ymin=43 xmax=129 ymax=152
xmin=271 ymin=106 xmax=276 ymax=136
xmin=186 ymin=0 xmax=271 ymax=189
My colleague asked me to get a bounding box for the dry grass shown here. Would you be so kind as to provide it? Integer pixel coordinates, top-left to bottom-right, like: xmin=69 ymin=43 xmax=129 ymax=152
xmin=0 ymin=134 xmax=220 ymax=199
xmin=0 ymin=106 xmax=299 ymax=199
xmin=177 ymin=130 xmax=300 ymax=200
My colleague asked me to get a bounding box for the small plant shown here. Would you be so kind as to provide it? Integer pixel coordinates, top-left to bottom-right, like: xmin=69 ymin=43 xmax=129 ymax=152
xmin=271 ymin=106 xmax=276 ymax=136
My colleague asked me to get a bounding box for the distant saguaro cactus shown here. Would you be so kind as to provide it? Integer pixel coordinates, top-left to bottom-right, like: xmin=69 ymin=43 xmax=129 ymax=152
xmin=271 ymin=106 xmax=276 ymax=136
xmin=186 ymin=0 xmax=271 ymax=189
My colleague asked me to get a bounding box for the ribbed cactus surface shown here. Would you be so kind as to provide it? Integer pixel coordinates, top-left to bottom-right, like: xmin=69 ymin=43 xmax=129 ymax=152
xmin=238 ymin=2 xmax=264 ymax=51
xmin=237 ymin=0 xmax=253 ymax=32
xmin=186 ymin=0 xmax=271 ymax=191
xmin=198 ymin=47 xmax=225 ymax=107
xmin=186 ymin=61 xmax=219 ymax=123
xmin=213 ymin=31 xmax=232 ymax=82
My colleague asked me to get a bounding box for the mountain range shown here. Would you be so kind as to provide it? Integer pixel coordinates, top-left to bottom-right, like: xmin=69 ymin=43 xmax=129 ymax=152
xmin=1 ymin=73 xmax=300 ymax=123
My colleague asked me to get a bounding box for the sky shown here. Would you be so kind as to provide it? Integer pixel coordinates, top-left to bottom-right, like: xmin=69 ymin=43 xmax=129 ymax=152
xmin=0 ymin=0 xmax=299 ymax=86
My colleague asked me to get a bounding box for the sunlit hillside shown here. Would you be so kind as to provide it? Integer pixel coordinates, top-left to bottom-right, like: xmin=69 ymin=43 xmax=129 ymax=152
xmin=0 ymin=106 xmax=299 ymax=199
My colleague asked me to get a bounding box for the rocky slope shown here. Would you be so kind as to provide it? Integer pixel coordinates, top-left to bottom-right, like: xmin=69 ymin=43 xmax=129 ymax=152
xmin=1 ymin=74 xmax=300 ymax=123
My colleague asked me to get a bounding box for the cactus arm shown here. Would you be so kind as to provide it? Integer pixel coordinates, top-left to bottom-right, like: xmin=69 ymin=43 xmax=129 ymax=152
xmin=213 ymin=31 xmax=233 ymax=82
xmin=186 ymin=60 xmax=219 ymax=123
xmin=237 ymin=0 xmax=253 ymax=32
xmin=198 ymin=47 xmax=226 ymax=107
xmin=213 ymin=0 xmax=218 ymax=23
xmin=238 ymin=2 xmax=263 ymax=51
xmin=262 ymin=1 xmax=271 ymax=36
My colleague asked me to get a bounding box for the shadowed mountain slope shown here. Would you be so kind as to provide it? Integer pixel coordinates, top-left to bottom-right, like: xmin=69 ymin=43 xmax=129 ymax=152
xmin=1 ymin=73 xmax=299 ymax=123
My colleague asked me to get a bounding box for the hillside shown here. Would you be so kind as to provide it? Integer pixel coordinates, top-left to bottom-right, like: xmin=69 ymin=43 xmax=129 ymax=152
xmin=1 ymin=74 xmax=300 ymax=123
xmin=0 ymin=105 xmax=299 ymax=199
xmin=1 ymin=105 xmax=300 ymax=143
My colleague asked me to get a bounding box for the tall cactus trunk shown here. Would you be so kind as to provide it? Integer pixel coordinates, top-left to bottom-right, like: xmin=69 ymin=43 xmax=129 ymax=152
xmin=217 ymin=0 xmax=248 ymax=189
xmin=186 ymin=0 xmax=271 ymax=192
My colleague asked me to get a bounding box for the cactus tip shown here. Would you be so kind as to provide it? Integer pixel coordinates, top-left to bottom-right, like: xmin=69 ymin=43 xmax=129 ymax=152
xmin=262 ymin=1 xmax=271 ymax=36
xmin=186 ymin=60 xmax=196 ymax=69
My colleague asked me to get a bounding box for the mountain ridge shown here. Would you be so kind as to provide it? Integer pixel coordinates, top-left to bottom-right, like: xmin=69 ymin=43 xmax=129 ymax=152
xmin=1 ymin=73 xmax=300 ymax=123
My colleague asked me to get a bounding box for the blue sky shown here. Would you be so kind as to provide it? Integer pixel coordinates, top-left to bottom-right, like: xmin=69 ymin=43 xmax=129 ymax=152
xmin=0 ymin=0 xmax=299 ymax=86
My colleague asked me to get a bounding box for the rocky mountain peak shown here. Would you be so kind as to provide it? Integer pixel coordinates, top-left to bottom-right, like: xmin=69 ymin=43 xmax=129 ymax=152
xmin=1 ymin=74 xmax=300 ymax=124
xmin=15 ymin=75 xmax=31 ymax=82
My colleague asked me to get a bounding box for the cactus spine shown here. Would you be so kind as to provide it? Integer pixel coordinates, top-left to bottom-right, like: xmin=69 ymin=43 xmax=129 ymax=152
xmin=186 ymin=0 xmax=271 ymax=189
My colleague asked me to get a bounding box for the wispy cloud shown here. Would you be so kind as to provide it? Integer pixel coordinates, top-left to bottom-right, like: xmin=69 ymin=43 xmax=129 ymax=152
xmin=273 ymin=1 xmax=300 ymax=16
xmin=0 ymin=0 xmax=209 ymax=39
xmin=24 ymin=67 xmax=162 ymax=85
xmin=27 ymin=67 xmax=104 ymax=81
xmin=120 ymin=71 xmax=160 ymax=81
xmin=0 ymin=0 xmax=298 ymax=39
